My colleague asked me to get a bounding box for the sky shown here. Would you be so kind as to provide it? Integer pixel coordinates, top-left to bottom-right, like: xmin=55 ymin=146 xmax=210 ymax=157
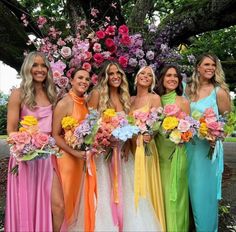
xmin=0 ymin=61 xmax=21 ymax=95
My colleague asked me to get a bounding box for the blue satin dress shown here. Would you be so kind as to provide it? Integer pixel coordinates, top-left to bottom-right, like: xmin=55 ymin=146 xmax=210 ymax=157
xmin=186 ymin=87 xmax=223 ymax=232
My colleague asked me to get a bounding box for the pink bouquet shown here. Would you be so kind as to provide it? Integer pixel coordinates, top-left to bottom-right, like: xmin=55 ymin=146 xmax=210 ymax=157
xmin=192 ymin=108 xmax=225 ymax=159
xmin=93 ymin=109 xmax=139 ymax=159
xmin=8 ymin=115 xmax=60 ymax=174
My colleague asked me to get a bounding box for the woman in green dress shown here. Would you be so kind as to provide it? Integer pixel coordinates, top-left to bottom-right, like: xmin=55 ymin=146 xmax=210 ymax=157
xmin=155 ymin=64 xmax=190 ymax=231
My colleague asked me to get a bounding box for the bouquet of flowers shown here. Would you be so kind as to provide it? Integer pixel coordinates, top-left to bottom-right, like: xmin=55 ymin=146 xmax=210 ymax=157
xmin=161 ymin=104 xmax=199 ymax=158
xmin=8 ymin=115 xmax=60 ymax=174
xmin=132 ymin=106 xmax=164 ymax=155
xmin=192 ymin=107 xmax=236 ymax=160
xmin=61 ymin=109 xmax=99 ymax=152
xmin=93 ymin=108 xmax=139 ymax=159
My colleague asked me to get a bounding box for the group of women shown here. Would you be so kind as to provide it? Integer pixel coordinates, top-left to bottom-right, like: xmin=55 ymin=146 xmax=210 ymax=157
xmin=5 ymin=51 xmax=231 ymax=232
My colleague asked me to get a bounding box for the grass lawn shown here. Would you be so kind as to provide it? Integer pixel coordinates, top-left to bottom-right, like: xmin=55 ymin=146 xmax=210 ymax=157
xmin=0 ymin=135 xmax=7 ymax=139
xmin=224 ymin=137 xmax=236 ymax=142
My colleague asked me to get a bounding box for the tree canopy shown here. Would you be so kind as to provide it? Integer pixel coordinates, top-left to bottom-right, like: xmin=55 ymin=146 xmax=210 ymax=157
xmin=0 ymin=0 xmax=236 ymax=89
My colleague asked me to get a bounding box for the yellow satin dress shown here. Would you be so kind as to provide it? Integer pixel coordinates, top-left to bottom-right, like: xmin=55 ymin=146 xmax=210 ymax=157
xmin=132 ymin=104 xmax=166 ymax=231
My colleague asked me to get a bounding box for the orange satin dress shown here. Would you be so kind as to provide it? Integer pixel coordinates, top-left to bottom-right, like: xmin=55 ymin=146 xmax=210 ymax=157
xmin=57 ymin=90 xmax=88 ymax=226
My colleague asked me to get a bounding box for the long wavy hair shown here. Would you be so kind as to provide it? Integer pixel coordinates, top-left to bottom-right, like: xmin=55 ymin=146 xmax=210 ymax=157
xmin=96 ymin=61 xmax=130 ymax=114
xmin=20 ymin=51 xmax=57 ymax=109
xmin=155 ymin=64 xmax=183 ymax=96
xmin=134 ymin=66 xmax=156 ymax=92
xmin=188 ymin=53 xmax=230 ymax=100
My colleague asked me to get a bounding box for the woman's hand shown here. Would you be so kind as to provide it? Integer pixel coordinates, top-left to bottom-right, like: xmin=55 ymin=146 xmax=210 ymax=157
xmin=72 ymin=150 xmax=87 ymax=159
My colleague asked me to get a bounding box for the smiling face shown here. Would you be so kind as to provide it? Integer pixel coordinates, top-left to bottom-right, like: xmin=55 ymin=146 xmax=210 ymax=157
xmin=71 ymin=70 xmax=90 ymax=96
xmin=197 ymin=57 xmax=216 ymax=81
xmin=163 ymin=67 xmax=179 ymax=93
xmin=108 ymin=64 xmax=122 ymax=88
xmin=136 ymin=67 xmax=154 ymax=89
xmin=30 ymin=55 xmax=48 ymax=83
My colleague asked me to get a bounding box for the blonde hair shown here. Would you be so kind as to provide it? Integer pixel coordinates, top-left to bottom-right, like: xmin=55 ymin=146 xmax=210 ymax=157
xmin=97 ymin=61 xmax=130 ymax=114
xmin=188 ymin=53 xmax=230 ymax=100
xmin=134 ymin=66 xmax=156 ymax=92
xmin=20 ymin=51 xmax=57 ymax=109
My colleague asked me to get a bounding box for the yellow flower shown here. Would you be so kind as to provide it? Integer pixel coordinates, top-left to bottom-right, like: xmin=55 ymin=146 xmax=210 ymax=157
xmin=20 ymin=115 xmax=38 ymax=126
xmin=162 ymin=116 xmax=179 ymax=130
xmin=169 ymin=129 xmax=182 ymax=144
xmin=103 ymin=108 xmax=116 ymax=118
xmin=61 ymin=116 xmax=78 ymax=130
xmin=199 ymin=122 xmax=208 ymax=137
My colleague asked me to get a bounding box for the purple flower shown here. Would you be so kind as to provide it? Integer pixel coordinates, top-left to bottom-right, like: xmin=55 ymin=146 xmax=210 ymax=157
xmin=138 ymin=59 xmax=147 ymax=67
xmin=146 ymin=51 xmax=155 ymax=60
xmin=128 ymin=58 xmax=138 ymax=67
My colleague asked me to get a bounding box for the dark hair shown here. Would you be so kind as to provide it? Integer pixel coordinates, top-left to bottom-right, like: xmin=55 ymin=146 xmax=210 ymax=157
xmin=71 ymin=68 xmax=89 ymax=79
xmin=155 ymin=64 xmax=183 ymax=96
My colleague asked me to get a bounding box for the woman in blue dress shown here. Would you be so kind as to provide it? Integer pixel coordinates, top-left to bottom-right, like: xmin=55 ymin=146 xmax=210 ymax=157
xmin=184 ymin=53 xmax=231 ymax=231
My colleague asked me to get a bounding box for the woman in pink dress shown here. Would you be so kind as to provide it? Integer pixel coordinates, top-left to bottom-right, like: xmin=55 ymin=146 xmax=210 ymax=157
xmin=5 ymin=51 xmax=64 ymax=232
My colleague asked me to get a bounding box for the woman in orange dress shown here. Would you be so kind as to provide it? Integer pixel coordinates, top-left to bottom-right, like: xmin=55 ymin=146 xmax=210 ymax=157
xmin=53 ymin=68 xmax=96 ymax=231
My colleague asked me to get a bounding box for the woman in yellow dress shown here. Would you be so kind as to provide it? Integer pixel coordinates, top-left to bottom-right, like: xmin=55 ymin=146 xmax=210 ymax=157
xmin=129 ymin=66 xmax=166 ymax=231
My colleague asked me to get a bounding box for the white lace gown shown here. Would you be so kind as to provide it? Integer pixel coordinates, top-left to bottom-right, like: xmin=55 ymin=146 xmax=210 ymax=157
xmin=95 ymin=154 xmax=162 ymax=232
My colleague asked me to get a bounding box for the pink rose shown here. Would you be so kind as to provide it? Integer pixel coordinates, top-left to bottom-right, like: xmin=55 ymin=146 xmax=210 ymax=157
xmin=60 ymin=46 xmax=72 ymax=59
xmin=105 ymin=38 xmax=115 ymax=48
xmin=96 ymin=30 xmax=106 ymax=39
xmin=108 ymin=45 xmax=117 ymax=54
xmin=105 ymin=25 xmax=116 ymax=36
xmin=118 ymin=25 xmax=129 ymax=35
xmin=177 ymin=119 xmax=191 ymax=132
xmin=82 ymin=62 xmax=92 ymax=72
xmin=53 ymin=70 xmax=62 ymax=78
xmin=83 ymin=51 xmax=92 ymax=61
xmin=55 ymin=76 xmax=69 ymax=88
xmin=207 ymin=121 xmax=222 ymax=136
xmin=204 ymin=108 xmax=216 ymax=119
xmin=10 ymin=131 xmax=31 ymax=145
xmin=93 ymin=53 xmax=104 ymax=64
xmin=163 ymin=104 xmax=180 ymax=116
xmin=93 ymin=43 xmax=102 ymax=52
xmin=118 ymin=56 xmax=128 ymax=68
xmin=32 ymin=133 xmax=49 ymax=148
xmin=66 ymin=68 xmax=75 ymax=78
xmin=120 ymin=34 xmax=131 ymax=46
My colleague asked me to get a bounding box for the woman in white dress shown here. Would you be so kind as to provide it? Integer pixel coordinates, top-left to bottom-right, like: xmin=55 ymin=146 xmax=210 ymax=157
xmin=88 ymin=61 xmax=162 ymax=231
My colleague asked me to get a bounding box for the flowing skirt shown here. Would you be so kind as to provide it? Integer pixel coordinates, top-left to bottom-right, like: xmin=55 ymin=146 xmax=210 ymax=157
xmin=5 ymin=156 xmax=54 ymax=232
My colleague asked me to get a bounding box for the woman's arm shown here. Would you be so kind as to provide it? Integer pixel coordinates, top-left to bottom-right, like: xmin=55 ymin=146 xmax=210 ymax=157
xmin=217 ymin=88 xmax=231 ymax=115
xmin=52 ymin=98 xmax=85 ymax=159
xmin=7 ymin=89 xmax=21 ymax=135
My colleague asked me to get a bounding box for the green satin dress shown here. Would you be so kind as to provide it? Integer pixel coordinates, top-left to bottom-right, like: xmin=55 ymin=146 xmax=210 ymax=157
xmin=155 ymin=91 xmax=189 ymax=232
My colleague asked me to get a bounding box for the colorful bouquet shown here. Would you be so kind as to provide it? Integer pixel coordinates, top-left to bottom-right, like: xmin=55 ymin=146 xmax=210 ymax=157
xmin=192 ymin=108 xmax=236 ymax=160
xmin=8 ymin=115 xmax=60 ymax=174
xmin=61 ymin=109 xmax=99 ymax=152
xmin=161 ymin=104 xmax=199 ymax=158
xmin=132 ymin=106 xmax=164 ymax=155
xmin=93 ymin=108 xmax=139 ymax=159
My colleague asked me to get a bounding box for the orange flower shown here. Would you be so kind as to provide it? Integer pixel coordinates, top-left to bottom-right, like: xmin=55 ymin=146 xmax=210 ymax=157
xmin=181 ymin=131 xmax=193 ymax=142
xmin=199 ymin=117 xmax=206 ymax=123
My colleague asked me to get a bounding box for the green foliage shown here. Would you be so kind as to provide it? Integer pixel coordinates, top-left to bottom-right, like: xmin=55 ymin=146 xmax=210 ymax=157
xmin=219 ymin=200 xmax=236 ymax=231
xmin=181 ymin=26 xmax=236 ymax=61
xmin=0 ymin=93 xmax=8 ymax=135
